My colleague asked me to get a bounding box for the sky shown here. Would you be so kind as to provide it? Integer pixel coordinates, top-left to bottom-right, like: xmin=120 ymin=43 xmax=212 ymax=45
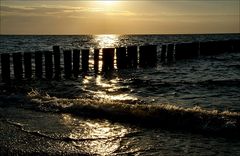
xmin=0 ymin=0 xmax=239 ymax=34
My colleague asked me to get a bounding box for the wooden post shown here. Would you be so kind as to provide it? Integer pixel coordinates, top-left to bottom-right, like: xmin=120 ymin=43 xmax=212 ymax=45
xmin=116 ymin=47 xmax=127 ymax=69
xmin=1 ymin=53 xmax=10 ymax=82
xmin=24 ymin=52 xmax=32 ymax=79
xmin=139 ymin=45 xmax=157 ymax=67
xmin=232 ymin=39 xmax=240 ymax=52
xmin=175 ymin=42 xmax=199 ymax=60
xmin=13 ymin=52 xmax=23 ymax=80
xmin=161 ymin=45 xmax=167 ymax=62
xmin=94 ymin=49 xmax=99 ymax=73
xmin=167 ymin=44 xmax=174 ymax=62
xmin=44 ymin=51 xmax=53 ymax=79
xmin=148 ymin=45 xmax=157 ymax=67
xmin=127 ymin=46 xmax=138 ymax=68
xmin=200 ymin=41 xmax=219 ymax=55
xmin=73 ymin=49 xmax=80 ymax=78
xmin=53 ymin=46 xmax=61 ymax=79
xmin=35 ymin=51 xmax=43 ymax=79
xmin=102 ymin=48 xmax=114 ymax=72
xmin=139 ymin=46 xmax=147 ymax=67
xmin=82 ymin=49 xmax=89 ymax=73
xmin=63 ymin=50 xmax=72 ymax=78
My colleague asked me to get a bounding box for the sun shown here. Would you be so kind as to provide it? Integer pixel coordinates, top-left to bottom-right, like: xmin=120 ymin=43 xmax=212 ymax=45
xmin=100 ymin=1 xmax=117 ymax=5
xmin=96 ymin=1 xmax=118 ymax=6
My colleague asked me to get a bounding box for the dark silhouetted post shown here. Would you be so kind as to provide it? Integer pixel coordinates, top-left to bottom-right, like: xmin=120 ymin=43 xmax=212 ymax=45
xmin=232 ymin=39 xmax=240 ymax=52
xmin=82 ymin=49 xmax=89 ymax=73
xmin=148 ymin=45 xmax=157 ymax=67
xmin=94 ymin=49 xmax=99 ymax=73
xmin=73 ymin=49 xmax=80 ymax=78
xmin=24 ymin=52 xmax=32 ymax=79
xmin=53 ymin=46 xmax=61 ymax=79
xmin=102 ymin=48 xmax=114 ymax=72
xmin=63 ymin=50 xmax=72 ymax=79
xmin=167 ymin=44 xmax=174 ymax=62
xmin=175 ymin=42 xmax=199 ymax=60
xmin=116 ymin=47 xmax=127 ymax=69
xmin=139 ymin=46 xmax=147 ymax=67
xmin=161 ymin=45 xmax=167 ymax=62
xmin=1 ymin=53 xmax=10 ymax=82
xmin=200 ymin=41 xmax=219 ymax=55
xmin=35 ymin=51 xmax=43 ymax=79
xmin=44 ymin=51 xmax=53 ymax=79
xmin=139 ymin=45 xmax=157 ymax=67
xmin=127 ymin=46 xmax=138 ymax=68
xmin=13 ymin=52 xmax=23 ymax=80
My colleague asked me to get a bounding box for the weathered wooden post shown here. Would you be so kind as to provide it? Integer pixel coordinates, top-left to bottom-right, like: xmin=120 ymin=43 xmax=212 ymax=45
xmin=63 ymin=50 xmax=72 ymax=78
xmin=44 ymin=51 xmax=53 ymax=79
xmin=200 ymin=41 xmax=218 ymax=55
xmin=148 ymin=45 xmax=157 ymax=67
xmin=175 ymin=42 xmax=199 ymax=60
xmin=190 ymin=42 xmax=200 ymax=58
xmin=139 ymin=46 xmax=147 ymax=67
xmin=116 ymin=47 xmax=127 ymax=69
xmin=232 ymin=39 xmax=240 ymax=52
xmin=161 ymin=45 xmax=167 ymax=62
xmin=73 ymin=49 xmax=80 ymax=78
xmin=35 ymin=51 xmax=43 ymax=79
xmin=94 ymin=49 xmax=99 ymax=73
xmin=102 ymin=48 xmax=114 ymax=72
xmin=167 ymin=44 xmax=174 ymax=62
xmin=139 ymin=45 xmax=157 ymax=67
xmin=1 ymin=53 xmax=10 ymax=82
xmin=24 ymin=52 xmax=32 ymax=79
xmin=82 ymin=49 xmax=89 ymax=73
xmin=12 ymin=52 xmax=23 ymax=80
xmin=127 ymin=46 xmax=138 ymax=68
xmin=53 ymin=46 xmax=61 ymax=79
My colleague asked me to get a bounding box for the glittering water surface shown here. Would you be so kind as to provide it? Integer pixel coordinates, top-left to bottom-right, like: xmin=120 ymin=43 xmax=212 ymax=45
xmin=0 ymin=34 xmax=240 ymax=155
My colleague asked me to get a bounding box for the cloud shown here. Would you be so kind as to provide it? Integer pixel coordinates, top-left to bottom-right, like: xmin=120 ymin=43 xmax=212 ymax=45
xmin=1 ymin=5 xmax=135 ymax=18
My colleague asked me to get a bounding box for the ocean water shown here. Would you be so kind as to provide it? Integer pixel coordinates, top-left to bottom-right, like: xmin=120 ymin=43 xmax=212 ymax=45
xmin=0 ymin=34 xmax=240 ymax=155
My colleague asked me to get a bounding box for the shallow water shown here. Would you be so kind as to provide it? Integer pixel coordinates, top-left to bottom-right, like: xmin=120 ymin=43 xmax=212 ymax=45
xmin=0 ymin=34 xmax=240 ymax=155
xmin=1 ymin=107 xmax=240 ymax=155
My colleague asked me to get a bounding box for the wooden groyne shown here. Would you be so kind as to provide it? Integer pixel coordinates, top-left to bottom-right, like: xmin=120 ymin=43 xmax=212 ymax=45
xmin=0 ymin=39 xmax=239 ymax=82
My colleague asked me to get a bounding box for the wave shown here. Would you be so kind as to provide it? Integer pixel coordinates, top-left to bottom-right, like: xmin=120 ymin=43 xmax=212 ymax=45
xmin=25 ymin=90 xmax=240 ymax=136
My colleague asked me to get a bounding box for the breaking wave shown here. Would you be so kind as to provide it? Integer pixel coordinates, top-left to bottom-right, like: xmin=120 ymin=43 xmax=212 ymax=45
xmin=24 ymin=90 xmax=240 ymax=136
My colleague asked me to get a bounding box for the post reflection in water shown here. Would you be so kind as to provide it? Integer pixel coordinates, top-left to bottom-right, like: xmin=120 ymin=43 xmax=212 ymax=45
xmin=61 ymin=114 xmax=132 ymax=155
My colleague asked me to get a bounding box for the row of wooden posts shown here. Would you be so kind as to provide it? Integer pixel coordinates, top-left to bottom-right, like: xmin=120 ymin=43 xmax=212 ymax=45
xmin=1 ymin=39 xmax=239 ymax=82
xmin=0 ymin=45 xmax=157 ymax=82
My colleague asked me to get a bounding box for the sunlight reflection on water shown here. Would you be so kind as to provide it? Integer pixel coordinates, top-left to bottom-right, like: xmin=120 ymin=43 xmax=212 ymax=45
xmin=94 ymin=76 xmax=138 ymax=101
xmin=94 ymin=34 xmax=119 ymax=48
xmin=61 ymin=114 xmax=131 ymax=155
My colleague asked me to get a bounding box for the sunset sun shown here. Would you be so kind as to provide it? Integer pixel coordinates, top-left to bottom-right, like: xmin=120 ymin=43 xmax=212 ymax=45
xmin=100 ymin=1 xmax=117 ymax=5
xmin=94 ymin=0 xmax=118 ymax=7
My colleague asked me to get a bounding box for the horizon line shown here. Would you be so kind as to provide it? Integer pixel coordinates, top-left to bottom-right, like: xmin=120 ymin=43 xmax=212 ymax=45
xmin=1 ymin=32 xmax=240 ymax=36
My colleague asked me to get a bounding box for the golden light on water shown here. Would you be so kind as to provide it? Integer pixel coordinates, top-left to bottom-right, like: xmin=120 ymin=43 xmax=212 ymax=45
xmin=95 ymin=76 xmax=138 ymax=101
xmin=94 ymin=34 xmax=119 ymax=48
xmin=61 ymin=114 xmax=130 ymax=155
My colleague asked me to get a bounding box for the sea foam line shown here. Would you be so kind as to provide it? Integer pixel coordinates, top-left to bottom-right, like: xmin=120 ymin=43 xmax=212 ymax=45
xmin=27 ymin=90 xmax=240 ymax=135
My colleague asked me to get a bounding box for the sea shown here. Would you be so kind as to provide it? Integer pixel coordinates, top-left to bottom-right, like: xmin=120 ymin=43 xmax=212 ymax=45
xmin=0 ymin=34 xmax=240 ymax=155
